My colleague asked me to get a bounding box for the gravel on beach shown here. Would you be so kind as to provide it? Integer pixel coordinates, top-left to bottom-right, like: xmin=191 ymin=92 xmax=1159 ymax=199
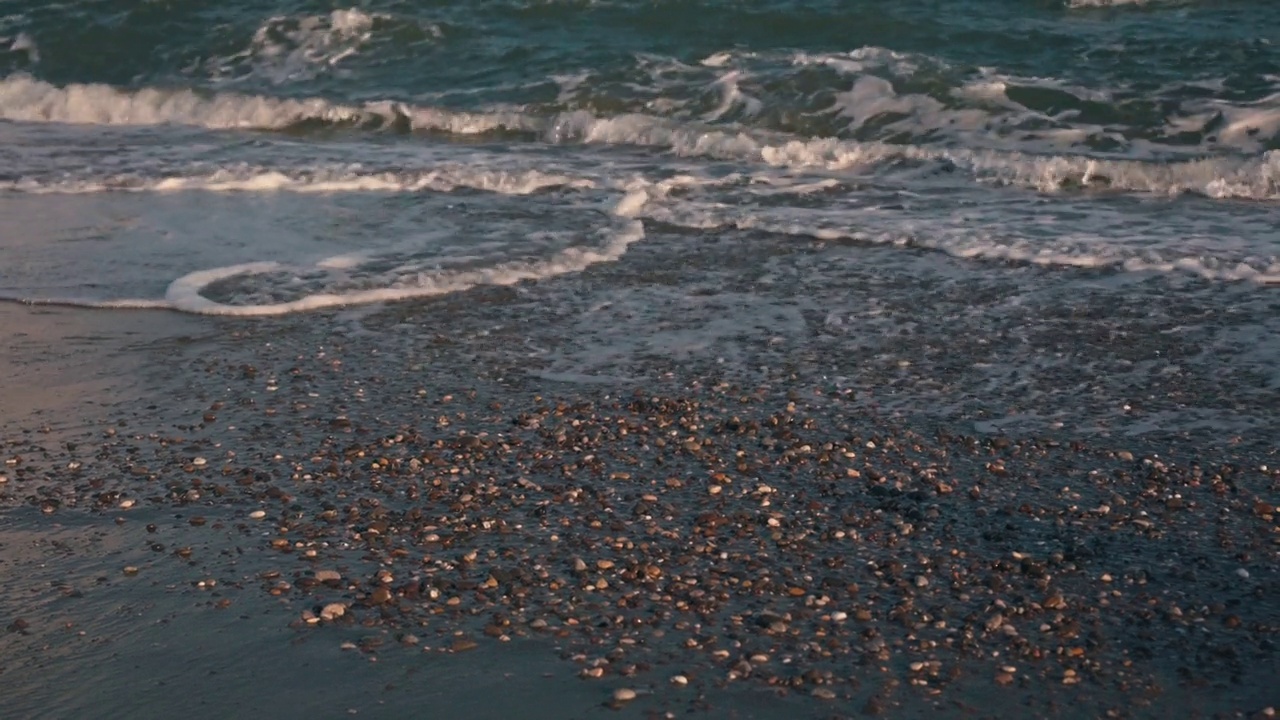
xmin=1 ymin=308 xmax=1276 ymax=718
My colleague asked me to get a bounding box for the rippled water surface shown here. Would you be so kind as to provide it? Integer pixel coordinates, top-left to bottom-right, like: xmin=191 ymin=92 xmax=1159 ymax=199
xmin=0 ymin=0 xmax=1277 ymax=434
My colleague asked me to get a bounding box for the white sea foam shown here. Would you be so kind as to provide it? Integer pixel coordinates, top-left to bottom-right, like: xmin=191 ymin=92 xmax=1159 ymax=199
xmin=138 ymin=220 xmax=644 ymax=316
xmin=2 ymin=76 xmax=1277 ymax=201
xmin=0 ymin=75 xmax=370 ymax=128
xmin=4 ymin=32 xmax=38 ymax=63
xmin=619 ymin=177 xmax=1280 ymax=285
xmin=702 ymin=70 xmax=763 ymax=122
xmin=6 ymin=165 xmax=595 ymax=196
xmin=204 ymin=8 xmax=441 ymax=84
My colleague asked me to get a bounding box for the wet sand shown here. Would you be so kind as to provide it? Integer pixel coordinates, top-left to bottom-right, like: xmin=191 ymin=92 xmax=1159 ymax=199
xmin=1 ymin=291 xmax=1277 ymax=719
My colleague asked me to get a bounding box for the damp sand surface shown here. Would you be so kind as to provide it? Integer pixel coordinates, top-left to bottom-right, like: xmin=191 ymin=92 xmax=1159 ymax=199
xmin=1 ymin=288 xmax=1278 ymax=720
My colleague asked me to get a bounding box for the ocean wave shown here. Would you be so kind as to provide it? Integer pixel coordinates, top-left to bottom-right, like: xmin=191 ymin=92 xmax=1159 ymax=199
xmin=0 ymin=74 xmax=373 ymax=128
xmin=620 ymin=184 xmax=1280 ymax=285
xmin=203 ymin=8 xmax=443 ymax=85
xmin=36 ymin=219 xmax=646 ymax=316
xmin=3 ymin=164 xmax=595 ymax=196
xmin=3 ymin=75 xmax=1277 ymax=201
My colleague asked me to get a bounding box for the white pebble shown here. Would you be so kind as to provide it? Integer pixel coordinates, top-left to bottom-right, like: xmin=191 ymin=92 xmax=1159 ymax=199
xmin=830 ymin=611 xmax=848 ymax=622
xmin=249 ymin=510 xmax=267 ymax=519
xmin=119 ymin=499 xmax=135 ymax=509
xmin=612 ymin=688 xmax=637 ymax=702
xmin=1236 ymin=568 xmax=1250 ymax=579
xmin=670 ymin=675 xmax=688 ymax=686
xmin=192 ymin=457 xmax=207 ymax=466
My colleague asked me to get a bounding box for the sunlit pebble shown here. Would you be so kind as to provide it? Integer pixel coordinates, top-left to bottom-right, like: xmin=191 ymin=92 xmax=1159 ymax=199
xmin=1236 ymin=568 xmax=1250 ymax=579
xmin=829 ymin=611 xmax=848 ymax=622
xmin=123 ymin=566 xmax=139 ymax=575
xmin=192 ymin=457 xmax=207 ymax=466
xmin=119 ymin=499 xmax=135 ymax=509
xmin=249 ymin=510 xmax=266 ymax=520
xmin=670 ymin=675 xmax=688 ymax=686
xmin=612 ymin=688 xmax=637 ymax=703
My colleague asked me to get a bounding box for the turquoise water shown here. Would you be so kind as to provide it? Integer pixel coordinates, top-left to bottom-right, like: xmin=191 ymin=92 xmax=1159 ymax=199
xmin=0 ymin=0 xmax=1277 ymax=313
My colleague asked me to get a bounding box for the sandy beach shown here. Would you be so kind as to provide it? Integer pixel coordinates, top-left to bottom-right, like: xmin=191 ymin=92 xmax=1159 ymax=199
xmin=2 ymin=285 xmax=1276 ymax=720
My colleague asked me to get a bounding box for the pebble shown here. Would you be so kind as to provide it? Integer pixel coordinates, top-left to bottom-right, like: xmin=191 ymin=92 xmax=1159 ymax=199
xmin=320 ymin=603 xmax=347 ymax=621
xmin=612 ymin=688 xmax=637 ymax=702
xmin=1236 ymin=568 xmax=1250 ymax=579
xmin=812 ymin=688 xmax=836 ymax=700
xmin=315 ymin=570 xmax=342 ymax=583
xmin=249 ymin=510 xmax=267 ymax=520
xmin=670 ymin=675 xmax=688 ymax=686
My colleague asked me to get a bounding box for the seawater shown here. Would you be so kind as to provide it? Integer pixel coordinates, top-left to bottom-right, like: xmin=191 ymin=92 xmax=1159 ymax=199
xmin=0 ymin=0 xmax=1277 ymax=314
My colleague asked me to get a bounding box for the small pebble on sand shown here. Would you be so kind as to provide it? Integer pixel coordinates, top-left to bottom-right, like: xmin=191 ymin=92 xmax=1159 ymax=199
xmin=612 ymin=688 xmax=637 ymax=702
